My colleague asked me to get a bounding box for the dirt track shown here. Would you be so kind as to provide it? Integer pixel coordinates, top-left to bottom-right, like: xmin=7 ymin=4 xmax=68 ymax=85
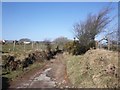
xmin=9 ymin=54 xmax=72 ymax=89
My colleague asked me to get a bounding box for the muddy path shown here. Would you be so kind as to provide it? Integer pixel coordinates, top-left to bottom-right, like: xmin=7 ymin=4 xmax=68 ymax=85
xmin=9 ymin=54 xmax=72 ymax=89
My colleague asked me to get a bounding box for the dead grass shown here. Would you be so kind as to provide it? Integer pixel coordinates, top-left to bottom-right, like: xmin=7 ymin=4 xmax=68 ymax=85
xmin=66 ymin=49 xmax=119 ymax=88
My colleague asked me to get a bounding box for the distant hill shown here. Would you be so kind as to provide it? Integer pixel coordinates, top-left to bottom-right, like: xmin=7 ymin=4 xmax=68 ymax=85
xmin=19 ymin=38 xmax=31 ymax=42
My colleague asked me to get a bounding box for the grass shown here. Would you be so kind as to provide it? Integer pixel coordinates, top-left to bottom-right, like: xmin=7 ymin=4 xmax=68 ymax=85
xmin=2 ymin=43 xmax=46 ymax=53
xmin=2 ymin=43 xmax=60 ymax=52
xmin=2 ymin=62 xmax=45 ymax=81
xmin=66 ymin=49 xmax=119 ymax=88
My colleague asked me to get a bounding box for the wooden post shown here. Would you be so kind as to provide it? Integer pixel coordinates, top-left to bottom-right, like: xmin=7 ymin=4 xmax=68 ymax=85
xmin=24 ymin=43 xmax=26 ymax=51
xmin=107 ymin=35 xmax=110 ymax=50
xmin=95 ymin=41 xmax=99 ymax=49
xmin=32 ymin=41 xmax=33 ymax=50
xmin=13 ymin=40 xmax=16 ymax=51
xmin=37 ymin=43 xmax=38 ymax=50
xmin=38 ymin=43 xmax=40 ymax=50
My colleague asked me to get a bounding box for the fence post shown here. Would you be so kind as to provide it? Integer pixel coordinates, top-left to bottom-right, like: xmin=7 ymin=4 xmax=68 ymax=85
xmin=107 ymin=35 xmax=110 ymax=50
xmin=13 ymin=40 xmax=16 ymax=51
xmin=95 ymin=41 xmax=99 ymax=49
xmin=32 ymin=41 xmax=33 ymax=50
xmin=24 ymin=43 xmax=26 ymax=51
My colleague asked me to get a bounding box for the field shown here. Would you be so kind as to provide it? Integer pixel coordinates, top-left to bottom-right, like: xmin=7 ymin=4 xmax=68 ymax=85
xmin=2 ymin=43 xmax=60 ymax=53
xmin=2 ymin=43 xmax=46 ymax=53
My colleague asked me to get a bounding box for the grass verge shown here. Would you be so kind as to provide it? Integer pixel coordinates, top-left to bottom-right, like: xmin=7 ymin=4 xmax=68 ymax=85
xmin=2 ymin=62 xmax=45 ymax=81
xmin=66 ymin=49 xmax=118 ymax=88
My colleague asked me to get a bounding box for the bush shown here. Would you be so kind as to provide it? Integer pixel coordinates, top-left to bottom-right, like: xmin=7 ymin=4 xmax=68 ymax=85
xmin=64 ymin=41 xmax=74 ymax=54
xmin=64 ymin=41 xmax=84 ymax=55
xmin=64 ymin=40 xmax=96 ymax=55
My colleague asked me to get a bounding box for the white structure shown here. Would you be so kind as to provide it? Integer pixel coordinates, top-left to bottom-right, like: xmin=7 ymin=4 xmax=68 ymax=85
xmin=23 ymin=41 xmax=31 ymax=44
xmin=2 ymin=40 xmax=6 ymax=43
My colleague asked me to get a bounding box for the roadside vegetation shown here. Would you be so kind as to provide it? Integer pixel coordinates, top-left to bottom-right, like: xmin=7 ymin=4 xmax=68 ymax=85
xmin=2 ymin=61 xmax=45 ymax=80
xmin=66 ymin=49 xmax=118 ymax=88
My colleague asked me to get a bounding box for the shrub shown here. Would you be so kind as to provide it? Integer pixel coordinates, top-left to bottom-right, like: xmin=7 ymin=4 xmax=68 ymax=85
xmin=64 ymin=40 xmax=96 ymax=55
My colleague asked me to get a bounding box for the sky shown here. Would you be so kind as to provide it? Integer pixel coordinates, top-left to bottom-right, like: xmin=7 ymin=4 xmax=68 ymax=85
xmin=2 ymin=2 xmax=118 ymax=41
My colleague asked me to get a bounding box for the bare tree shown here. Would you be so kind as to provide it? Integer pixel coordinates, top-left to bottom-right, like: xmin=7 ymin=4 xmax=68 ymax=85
xmin=73 ymin=7 xmax=112 ymax=48
xmin=53 ymin=37 xmax=70 ymax=50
